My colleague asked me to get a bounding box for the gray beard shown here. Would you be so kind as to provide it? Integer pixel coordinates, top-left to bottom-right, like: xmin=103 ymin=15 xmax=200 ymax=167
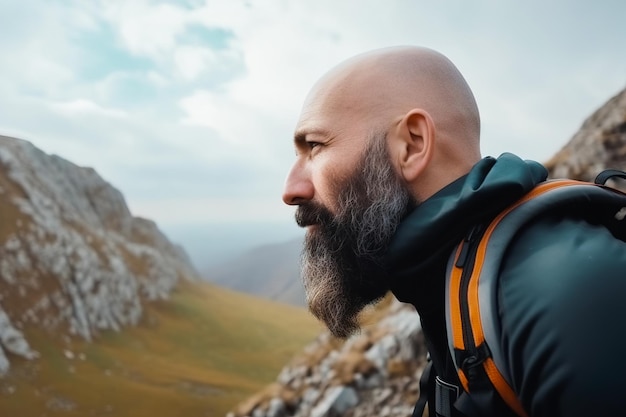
xmin=297 ymin=133 xmax=415 ymax=338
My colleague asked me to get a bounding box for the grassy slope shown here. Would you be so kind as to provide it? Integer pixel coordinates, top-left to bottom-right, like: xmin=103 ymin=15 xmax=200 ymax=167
xmin=0 ymin=281 xmax=321 ymax=417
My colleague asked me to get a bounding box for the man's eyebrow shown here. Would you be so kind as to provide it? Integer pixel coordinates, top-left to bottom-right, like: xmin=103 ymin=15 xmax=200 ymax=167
xmin=293 ymin=128 xmax=330 ymax=144
xmin=293 ymin=130 xmax=306 ymax=145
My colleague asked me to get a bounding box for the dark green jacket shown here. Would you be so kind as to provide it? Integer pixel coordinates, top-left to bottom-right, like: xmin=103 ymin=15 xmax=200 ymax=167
xmin=384 ymin=153 xmax=626 ymax=416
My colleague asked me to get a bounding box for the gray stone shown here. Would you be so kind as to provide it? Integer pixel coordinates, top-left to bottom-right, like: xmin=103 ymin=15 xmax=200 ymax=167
xmin=302 ymin=387 xmax=321 ymax=405
xmin=364 ymin=342 xmax=387 ymax=372
xmin=361 ymin=371 xmax=384 ymax=389
xmin=266 ymin=398 xmax=285 ymax=417
xmin=311 ymin=386 xmax=359 ymax=417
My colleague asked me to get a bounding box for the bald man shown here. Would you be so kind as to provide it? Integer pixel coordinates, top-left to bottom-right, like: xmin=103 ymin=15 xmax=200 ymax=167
xmin=282 ymin=46 xmax=626 ymax=417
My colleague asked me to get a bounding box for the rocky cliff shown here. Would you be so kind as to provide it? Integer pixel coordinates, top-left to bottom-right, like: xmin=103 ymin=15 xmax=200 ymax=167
xmin=0 ymin=135 xmax=199 ymax=375
xmin=230 ymin=85 xmax=626 ymax=417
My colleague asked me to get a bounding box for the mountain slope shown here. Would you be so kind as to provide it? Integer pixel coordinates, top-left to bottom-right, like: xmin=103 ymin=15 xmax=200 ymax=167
xmin=0 ymin=135 xmax=198 ymax=374
xmin=0 ymin=280 xmax=321 ymax=417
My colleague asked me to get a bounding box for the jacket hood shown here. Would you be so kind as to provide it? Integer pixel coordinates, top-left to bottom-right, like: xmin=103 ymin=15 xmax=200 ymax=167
xmin=384 ymin=153 xmax=547 ymax=307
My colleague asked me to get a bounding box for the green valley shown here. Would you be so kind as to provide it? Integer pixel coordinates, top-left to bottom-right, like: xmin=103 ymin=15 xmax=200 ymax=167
xmin=0 ymin=281 xmax=320 ymax=417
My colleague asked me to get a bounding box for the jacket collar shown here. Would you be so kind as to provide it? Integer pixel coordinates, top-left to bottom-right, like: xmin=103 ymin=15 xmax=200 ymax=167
xmin=383 ymin=153 xmax=548 ymax=311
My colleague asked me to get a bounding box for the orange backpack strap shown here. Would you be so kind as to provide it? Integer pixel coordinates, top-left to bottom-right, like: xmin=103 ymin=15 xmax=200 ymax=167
xmin=444 ymin=178 xmax=626 ymax=417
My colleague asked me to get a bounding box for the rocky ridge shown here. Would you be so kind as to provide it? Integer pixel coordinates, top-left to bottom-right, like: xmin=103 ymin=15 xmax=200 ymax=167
xmin=0 ymin=135 xmax=198 ymax=375
xmin=230 ymin=85 xmax=626 ymax=417
xmin=230 ymin=299 xmax=425 ymax=417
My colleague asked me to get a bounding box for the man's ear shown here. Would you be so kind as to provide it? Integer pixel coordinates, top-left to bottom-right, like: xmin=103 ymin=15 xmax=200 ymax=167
xmin=391 ymin=109 xmax=435 ymax=182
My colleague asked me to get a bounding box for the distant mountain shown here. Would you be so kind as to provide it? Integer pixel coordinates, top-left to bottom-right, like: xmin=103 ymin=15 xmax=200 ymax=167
xmin=231 ymin=86 xmax=626 ymax=417
xmin=204 ymin=236 xmax=305 ymax=306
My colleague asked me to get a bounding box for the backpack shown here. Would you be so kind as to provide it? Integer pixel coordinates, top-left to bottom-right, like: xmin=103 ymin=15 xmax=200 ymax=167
xmin=412 ymin=169 xmax=626 ymax=417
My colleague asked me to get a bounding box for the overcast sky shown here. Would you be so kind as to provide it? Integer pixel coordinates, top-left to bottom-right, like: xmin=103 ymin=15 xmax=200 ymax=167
xmin=1 ymin=0 xmax=625 ymax=269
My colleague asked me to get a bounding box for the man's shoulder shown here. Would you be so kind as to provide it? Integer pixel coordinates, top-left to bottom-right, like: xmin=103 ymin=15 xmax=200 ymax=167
xmin=496 ymin=214 xmax=626 ymax=416
xmin=499 ymin=214 xmax=626 ymax=299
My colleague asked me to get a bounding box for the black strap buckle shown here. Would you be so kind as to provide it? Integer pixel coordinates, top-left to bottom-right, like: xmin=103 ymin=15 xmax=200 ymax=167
xmin=435 ymin=376 xmax=460 ymax=417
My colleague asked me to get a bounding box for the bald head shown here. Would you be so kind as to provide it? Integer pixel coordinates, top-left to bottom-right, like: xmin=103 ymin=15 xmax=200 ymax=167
xmin=306 ymin=46 xmax=479 ymax=145
xmin=294 ymin=46 xmax=481 ymax=200
xmin=284 ymin=47 xmax=483 ymax=336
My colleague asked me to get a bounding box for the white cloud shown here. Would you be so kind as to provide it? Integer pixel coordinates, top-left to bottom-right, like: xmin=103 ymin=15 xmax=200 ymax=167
xmin=174 ymin=46 xmax=217 ymax=80
xmin=179 ymin=90 xmax=223 ymax=129
xmin=100 ymin=1 xmax=190 ymax=60
xmin=146 ymin=70 xmax=169 ymax=87
xmin=49 ymin=99 xmax=128 ymax=119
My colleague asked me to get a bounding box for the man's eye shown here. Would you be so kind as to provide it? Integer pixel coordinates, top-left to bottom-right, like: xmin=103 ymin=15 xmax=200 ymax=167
xmin=307 ymin=141 xmax=321 ymax=149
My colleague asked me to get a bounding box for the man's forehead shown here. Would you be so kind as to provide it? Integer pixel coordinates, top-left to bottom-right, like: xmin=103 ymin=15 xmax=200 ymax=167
xmin=295 ymin=81 xmax=368 ymax=133
xmin=293 ymin=89 xmax=337 ymax=137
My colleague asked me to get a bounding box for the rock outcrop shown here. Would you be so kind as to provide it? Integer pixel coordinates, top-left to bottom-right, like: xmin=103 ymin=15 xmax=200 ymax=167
xmin=231 ymin=85 xmax=626 ymax=417
xmin=0 ymin=135 xmax=199 ymax=375
xmin=229 ymin=299 xmax=425 ymax=417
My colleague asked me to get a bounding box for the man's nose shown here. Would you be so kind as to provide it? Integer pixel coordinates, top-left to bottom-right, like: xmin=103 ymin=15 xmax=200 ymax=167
xmin=282 ymin=163 xmax=314 ymax=205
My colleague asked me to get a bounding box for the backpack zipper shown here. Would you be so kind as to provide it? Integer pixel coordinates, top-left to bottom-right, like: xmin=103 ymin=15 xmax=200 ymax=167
xmin=456 ymin=225 xmax=488 ymax=381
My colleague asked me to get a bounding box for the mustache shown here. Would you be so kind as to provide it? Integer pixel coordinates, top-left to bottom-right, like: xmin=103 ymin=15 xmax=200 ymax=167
xmin=295 ymin=203 xmax=335 ymax=227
